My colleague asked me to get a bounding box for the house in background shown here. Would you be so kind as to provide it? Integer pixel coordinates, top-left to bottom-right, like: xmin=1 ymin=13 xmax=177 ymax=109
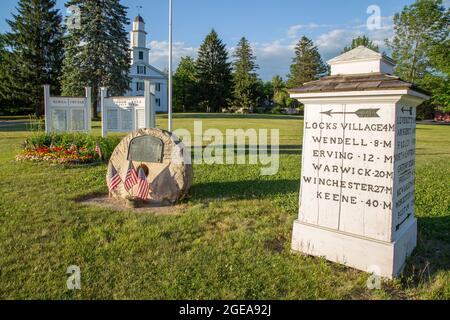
xmin=127 ymin=15 xmax=168 ymax=113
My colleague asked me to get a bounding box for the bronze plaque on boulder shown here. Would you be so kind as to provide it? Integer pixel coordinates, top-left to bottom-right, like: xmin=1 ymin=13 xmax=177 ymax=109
xmin=128 ymin=136 xmax=164 ymax=163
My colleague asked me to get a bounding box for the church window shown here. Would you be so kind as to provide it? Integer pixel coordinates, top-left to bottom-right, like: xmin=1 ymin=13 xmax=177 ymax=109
xmin=139 ymin=51 xmax=144 ymax=60
xmin=137 ymin=66 xmax=147 ymax=75
xmin=136 ymin=82 xmax=144 ymax=91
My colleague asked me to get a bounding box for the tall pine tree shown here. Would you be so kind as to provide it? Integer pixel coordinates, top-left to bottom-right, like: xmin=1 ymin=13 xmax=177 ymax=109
xmin=343 ymin=35 xmax=379 ymax=53
xmin=0 ymin=34 xmax=13 ymax=113
xmin=287 ymin=36 xmax=328 ymax=88
xmin=61 ymin=0 xmax=130 ymax=118
xmin=232 ymin=37 xmax=260 ymax=111
xmin=196 ymin=30 xmax=232 ymax=113
xmin=5 ymin=0 xmax=63 ymax=115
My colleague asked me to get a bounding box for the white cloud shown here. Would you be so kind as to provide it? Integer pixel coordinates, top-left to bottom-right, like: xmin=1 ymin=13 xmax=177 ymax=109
xmin=315 ymin=16 xmax=395 ymax=60
xmin=287 ymin=23 xmax=333 ymax=38
xmin=145 ymin=16 xmax=395 ymax=80
xmin=252 ymin=40 xmax=296 ymax=80
xmin=148 ymin=40 xmax=197 ymax=71
xmin=253 ymin=16 xmax=395 ymax=80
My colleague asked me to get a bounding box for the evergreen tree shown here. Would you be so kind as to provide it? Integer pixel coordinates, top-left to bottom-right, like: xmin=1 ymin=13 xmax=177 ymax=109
xmin=5 ymin=0 xmax=64 ymax=115
xmin=196 ymin=30 xmax=232 ymax=112
xmin=343 ymin=35 xmax=379 ymax=53
xmin=287 ymin=36 xmax=328 ymax=88
xmin=173 ymin=56 xmax=199 ymax=112
xmin=0 ymin=34 xmax=13 ymax=113
xmin=232 ymin=37 xmax=260 ymax=110
xmin=386 ymin=0 xmax=448 ymax=83
xmin=61 ymin=0 xmax=131 ymax=118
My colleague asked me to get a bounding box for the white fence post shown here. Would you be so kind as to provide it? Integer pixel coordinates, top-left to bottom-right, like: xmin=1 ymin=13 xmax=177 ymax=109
xmin=85 ymin=87 xmax=92 ymax=133
xmin=101 ymin=87 xmax=108 ymax=137
xmin=44 ymin=85 xmax=50 ymax=133
xmin=144 ymin=80 xmax=156 ymax=128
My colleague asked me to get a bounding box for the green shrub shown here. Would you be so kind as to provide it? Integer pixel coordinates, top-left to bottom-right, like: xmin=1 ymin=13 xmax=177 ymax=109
xmin=271 ymin=105 xmax=283 ymax=114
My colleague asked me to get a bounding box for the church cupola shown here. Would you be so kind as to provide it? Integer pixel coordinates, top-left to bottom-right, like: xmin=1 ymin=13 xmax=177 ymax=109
xmin=130 ymin=15 xmax=150 ymax=65
xmin=131 ymin=15 xmax=147 ymax=48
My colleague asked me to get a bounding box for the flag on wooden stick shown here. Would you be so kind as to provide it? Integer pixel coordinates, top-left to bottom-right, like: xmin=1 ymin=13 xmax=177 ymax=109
xmin=124 ymin=160 xmax=138 ymax=192
xmin=108 ymin=164 xmax=122 ymax=195
xmin=95 ymin=139 xmax=102 ymax=159
xmin=136 ymin=167 xmax=150 ymax=200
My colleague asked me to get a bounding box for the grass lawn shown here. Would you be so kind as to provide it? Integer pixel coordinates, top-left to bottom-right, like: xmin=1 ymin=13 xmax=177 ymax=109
xmin=0 ymin=113 xmax=449 ymax=299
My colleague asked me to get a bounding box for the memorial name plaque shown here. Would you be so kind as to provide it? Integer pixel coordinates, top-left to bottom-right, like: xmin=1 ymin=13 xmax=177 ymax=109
xmin=289 ymin=46 xmax=429 ymax=279
xmin=128 ymin=136 xmax=164 ymax=163
xmin=101 ymin=80 xmax=156 ymax=137
xmin=44 ymin=86 xmax=91 ymax=133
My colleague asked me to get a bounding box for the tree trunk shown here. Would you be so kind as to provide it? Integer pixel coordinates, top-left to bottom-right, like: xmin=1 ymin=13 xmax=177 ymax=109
xmin=92 ymin=87 xmax=98 ymax=119
xmin=409 ymin=40 xmax=420 ymax=83
xmin=92 ymin=98 xmax=98 ymax=119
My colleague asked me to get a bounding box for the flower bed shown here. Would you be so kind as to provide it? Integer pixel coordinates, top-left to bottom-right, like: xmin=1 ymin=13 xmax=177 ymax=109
xmin=16 ymin=133 xmax=121 ymax=165
xmin=16 ymin=144 xmax=97 ymax=164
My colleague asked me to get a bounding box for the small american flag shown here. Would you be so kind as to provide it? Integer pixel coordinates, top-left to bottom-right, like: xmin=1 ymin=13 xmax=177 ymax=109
xmin=95 ymin=140 xmax=102 ymax=159
xmin=136 ymin=167 xmax=150 ymax=200
xmin=108 ymin=164 xmax=122 ymax=194
xmin=124 ymin=160 xmax=138 ymax=192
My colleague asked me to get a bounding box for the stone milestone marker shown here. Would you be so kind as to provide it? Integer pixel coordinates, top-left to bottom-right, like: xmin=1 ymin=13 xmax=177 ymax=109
xmin=289 ymin=46 xmax=429 ymax=279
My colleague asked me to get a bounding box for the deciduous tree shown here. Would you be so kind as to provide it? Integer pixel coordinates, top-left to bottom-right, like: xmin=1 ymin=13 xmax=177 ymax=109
xmin=173 ymin=56 xmax=199 ymax=112
xmin=386 ymin=0 xmax=448 ymax=83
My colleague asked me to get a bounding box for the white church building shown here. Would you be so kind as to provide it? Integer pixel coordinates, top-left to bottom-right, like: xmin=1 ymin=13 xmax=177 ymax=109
xmin=127 ymin=15 xmax=168 ymax=113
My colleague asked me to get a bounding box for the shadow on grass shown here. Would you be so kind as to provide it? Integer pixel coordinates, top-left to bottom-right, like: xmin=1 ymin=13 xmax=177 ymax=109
xmin=189 ymin=144 xmax=303 ymax=156
xmin=168 ymin=113 xmax=304 ymax=121
xmin=190 ymin=179 xmax=300 ymax=201
xmin=0 ymin=122 xmax=31 ymax=132
xmin=404 ymin=216 xmax=450 ymax=284
xmin=416 ymin=148 xmax=450 ymax=156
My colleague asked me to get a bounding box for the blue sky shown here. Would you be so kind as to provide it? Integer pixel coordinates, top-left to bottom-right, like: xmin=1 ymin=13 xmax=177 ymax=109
xmin=0 ymin=0 xmax=427 ymax=80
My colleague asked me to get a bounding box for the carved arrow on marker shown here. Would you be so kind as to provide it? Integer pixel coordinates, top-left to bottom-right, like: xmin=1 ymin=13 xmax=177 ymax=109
xmin=321 ymin=108 xmax=380 ymax=118
xmin=396 ymin=213 xmax=412 ymax=231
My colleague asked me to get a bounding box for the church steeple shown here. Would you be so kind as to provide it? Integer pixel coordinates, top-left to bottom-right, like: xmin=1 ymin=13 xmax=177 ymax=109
xmin=131 ymin=15 xmax=147 ymax=48
xmin=130 ymin=15 xmax=150 ymax=65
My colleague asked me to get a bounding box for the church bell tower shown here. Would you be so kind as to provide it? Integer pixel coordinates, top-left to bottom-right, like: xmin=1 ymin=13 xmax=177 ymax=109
xmin=130 ymin=15 xmax=149 ymax=65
